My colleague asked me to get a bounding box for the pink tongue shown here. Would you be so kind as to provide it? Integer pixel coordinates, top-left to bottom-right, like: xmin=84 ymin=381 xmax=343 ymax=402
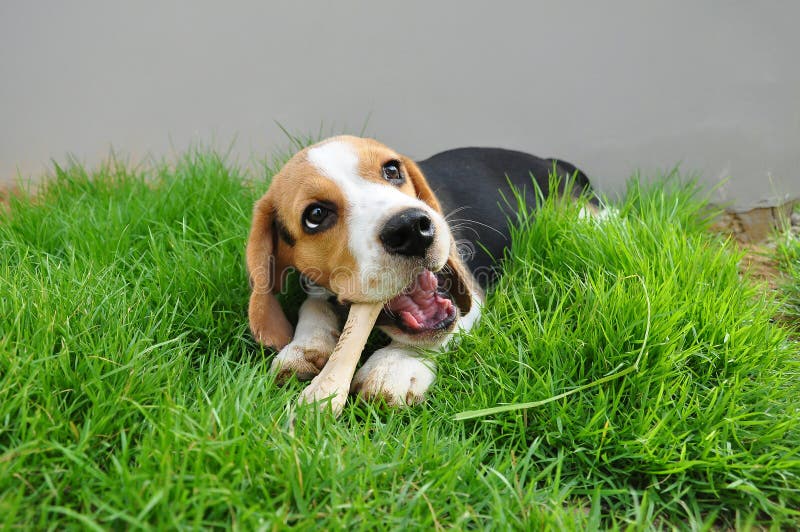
xmin=385 ymin=270 xmax=455 ymax=331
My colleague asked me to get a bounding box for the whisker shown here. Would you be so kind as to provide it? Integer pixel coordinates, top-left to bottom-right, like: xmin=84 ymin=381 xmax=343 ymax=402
xmin=446 ymin=217 xmax=507 ymax=238
xmin=444 ymin=206 xmax=472 ymax=222
xmin=447 ymin=224 xmax=482 ymax=239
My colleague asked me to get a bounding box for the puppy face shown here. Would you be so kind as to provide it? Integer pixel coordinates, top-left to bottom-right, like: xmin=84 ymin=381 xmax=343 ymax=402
xmin=247 ymin=136 xmax=475 ymax=349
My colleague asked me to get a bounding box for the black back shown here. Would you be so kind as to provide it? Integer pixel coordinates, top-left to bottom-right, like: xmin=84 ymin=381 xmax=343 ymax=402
xmin=416 ymin=147 xmax=595 ymax=287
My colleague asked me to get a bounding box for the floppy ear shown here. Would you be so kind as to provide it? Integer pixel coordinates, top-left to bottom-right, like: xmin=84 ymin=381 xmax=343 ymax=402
xmin=402 ymin=156 xmax=482 ymax=315
xmin=246 ymin=193 xmax=294 ymax=349
xmin=402 ymin=157 xmax=443 ymax=213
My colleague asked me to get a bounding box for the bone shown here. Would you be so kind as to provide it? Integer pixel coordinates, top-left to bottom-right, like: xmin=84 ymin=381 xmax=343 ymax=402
xmin=297 ymin=302 xmax=383 ymax=417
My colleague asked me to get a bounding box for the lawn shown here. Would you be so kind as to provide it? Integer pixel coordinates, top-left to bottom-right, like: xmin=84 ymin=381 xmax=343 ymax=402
xmin=776 ymin=209 xmax=800 ymax=329
xmin=1 ymin=148 xmax=799 ymax=529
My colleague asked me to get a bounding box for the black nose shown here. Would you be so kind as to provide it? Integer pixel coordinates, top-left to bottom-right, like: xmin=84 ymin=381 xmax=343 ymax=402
xmin=380 ymin=208 xmax=435 ymax=257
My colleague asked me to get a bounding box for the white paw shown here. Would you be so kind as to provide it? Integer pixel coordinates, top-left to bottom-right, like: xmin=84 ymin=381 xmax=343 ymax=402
xmin=350 ymin=348 xmax=436 ymax=406
xmin=270 ymin=332 xmax=338 ymax=383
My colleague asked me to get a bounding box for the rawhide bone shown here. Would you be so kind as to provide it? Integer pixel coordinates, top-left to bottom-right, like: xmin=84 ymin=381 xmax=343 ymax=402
xmin=297 ymin=302 xmax=382 ymax=416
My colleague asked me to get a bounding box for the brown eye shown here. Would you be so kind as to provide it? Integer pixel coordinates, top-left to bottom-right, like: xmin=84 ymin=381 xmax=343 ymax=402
xmin=302 ymin=202 xmax=337 ymax=233
xmin=304 ymin=206 xmax=327 ymax=228
xmin=382 ymin=160 xmax=403 ymax=184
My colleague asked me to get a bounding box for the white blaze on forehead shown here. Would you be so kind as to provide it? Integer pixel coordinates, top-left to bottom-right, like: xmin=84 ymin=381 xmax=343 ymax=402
xmin=306 ymin=139 xmax=360 ymax=186
xmin=306 ymin=139 xmax=445 ymax=293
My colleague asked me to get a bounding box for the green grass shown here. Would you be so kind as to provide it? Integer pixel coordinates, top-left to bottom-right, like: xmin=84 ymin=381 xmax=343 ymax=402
xmin=776 ymin=214 xmax=800 ymax=326
xmin=1 ymin=150 xmax=799 ymax=529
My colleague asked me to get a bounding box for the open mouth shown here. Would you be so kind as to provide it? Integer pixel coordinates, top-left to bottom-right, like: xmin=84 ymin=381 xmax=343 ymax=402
xmin=379 ymin=269 xmax=457 ymax=334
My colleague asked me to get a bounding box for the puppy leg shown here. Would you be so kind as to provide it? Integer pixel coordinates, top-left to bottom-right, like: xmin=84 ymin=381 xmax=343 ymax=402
xmin=354 ymin=295 xmax=484 ymax=406
xmin=350 ymin=343 xmax=436 ymax=406
xmin=271 ymin=295 xmax=341 ymax=383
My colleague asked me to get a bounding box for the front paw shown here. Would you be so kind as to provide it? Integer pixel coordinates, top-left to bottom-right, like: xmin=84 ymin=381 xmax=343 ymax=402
xmin=271 ymin=334 xmax=337 ymax=383
xmin=350 ymin=349 xmax=436 ymax=406
xmin=248 ymin=295 xmax=293 ymax=349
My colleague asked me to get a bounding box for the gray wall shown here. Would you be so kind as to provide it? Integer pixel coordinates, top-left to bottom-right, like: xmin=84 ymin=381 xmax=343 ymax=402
xmin=2 ymin=1 xmax=798 ymax=209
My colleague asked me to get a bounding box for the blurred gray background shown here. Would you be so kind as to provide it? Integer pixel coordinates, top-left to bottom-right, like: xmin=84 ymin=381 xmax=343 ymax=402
xmin=1 ymin=1 xmax=798 ymax=210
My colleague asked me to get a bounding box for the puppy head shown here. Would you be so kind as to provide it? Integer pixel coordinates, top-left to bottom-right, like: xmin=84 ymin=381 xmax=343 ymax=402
xmin=246 ymin=135 xmax=475 ymax=348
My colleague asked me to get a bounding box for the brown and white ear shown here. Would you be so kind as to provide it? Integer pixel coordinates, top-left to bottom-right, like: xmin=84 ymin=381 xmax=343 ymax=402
xmin=402 ymin=156 xmax=483 ymax=316
xmin=246 ymin=194 xmax=294 ymax=350
xmin=402 ymin=157 xmax=443 ymax=213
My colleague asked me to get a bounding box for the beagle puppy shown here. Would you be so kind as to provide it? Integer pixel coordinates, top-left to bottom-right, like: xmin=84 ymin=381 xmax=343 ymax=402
xmin=246 ymin=136 xmax=595 ymax=406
